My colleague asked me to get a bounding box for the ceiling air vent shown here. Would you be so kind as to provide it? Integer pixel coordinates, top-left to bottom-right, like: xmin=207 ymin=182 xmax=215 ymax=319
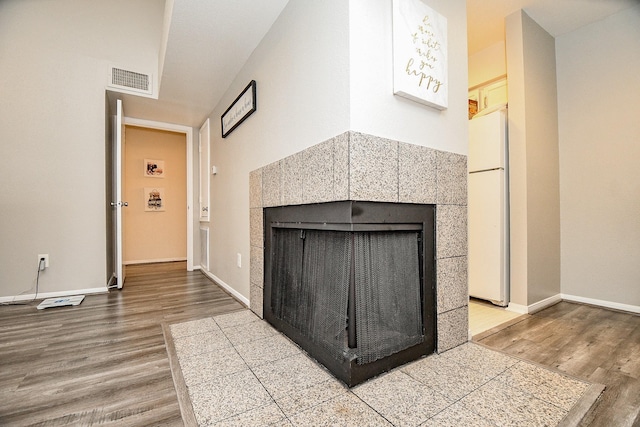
xmin=108 ymin=66 xmax=154 ymax=97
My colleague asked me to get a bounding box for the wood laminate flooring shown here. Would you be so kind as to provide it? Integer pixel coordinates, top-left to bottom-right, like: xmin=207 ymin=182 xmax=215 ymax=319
xmin=0 ymin=262 xmax=244 ymax=426
xmin=1 ymin=263 xmax=638 ymax=426
xmin=476 ymin=301 xmax=640 ymax=427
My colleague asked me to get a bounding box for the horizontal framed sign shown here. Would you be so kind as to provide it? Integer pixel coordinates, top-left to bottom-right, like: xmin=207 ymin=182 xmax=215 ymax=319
xmin=221 ymin=80 xmax=257 ymax=138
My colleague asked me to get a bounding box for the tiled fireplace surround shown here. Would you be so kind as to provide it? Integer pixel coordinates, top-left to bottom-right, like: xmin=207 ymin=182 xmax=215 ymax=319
xmin=249 ymin=131 xmax=468 ymax=353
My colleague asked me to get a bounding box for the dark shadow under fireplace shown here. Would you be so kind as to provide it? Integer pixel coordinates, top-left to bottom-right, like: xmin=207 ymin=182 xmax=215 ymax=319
xmin=263 ymin=201 xmax=436 ymax=386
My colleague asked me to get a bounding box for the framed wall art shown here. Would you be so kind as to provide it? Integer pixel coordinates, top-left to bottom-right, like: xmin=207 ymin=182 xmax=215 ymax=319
xmin=144 ymin=187 xmax=165 ymax=212
xmin=144 ymin=159 xmax=165 ymax=177
xmin=392 ymin=0 xmax=448 ymax=110
xmin=221 ymin=80 xmax=256 ymax=138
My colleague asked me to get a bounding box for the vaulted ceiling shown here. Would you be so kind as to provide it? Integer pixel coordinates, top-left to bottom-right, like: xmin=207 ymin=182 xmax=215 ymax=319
xmin=121 ymin=0 xmax=637 ymax=127
xmin=121 ymin=0 xmax=288 ymax=127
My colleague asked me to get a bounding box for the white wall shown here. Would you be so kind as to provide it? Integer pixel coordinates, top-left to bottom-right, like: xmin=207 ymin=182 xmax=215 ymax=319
xmin=205 ymin=0 xmax=468 ymax=300
xmin=204 ymin=0 xmax=351 ymax=298
xmin=557 ymin=5 xmax=640 ymax=309
xmin=468 ymin=41 xmax=506 ymax=88
xmin=521 ymin=12 xmax=561 ymax=306
xmin=0 ymin=0 xmax=164 ymax=298
xmin=349 ymin=0 xmax=469 ymax=155
xmin=506 ymin=10 xmax=561 ymax=307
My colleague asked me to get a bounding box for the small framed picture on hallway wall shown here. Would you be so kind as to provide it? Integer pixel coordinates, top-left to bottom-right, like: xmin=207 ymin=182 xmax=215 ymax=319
xmin=144 ymin=187 xmax=165 ymax=212
xmin=144 ymin=159 xmax=165 ymax=178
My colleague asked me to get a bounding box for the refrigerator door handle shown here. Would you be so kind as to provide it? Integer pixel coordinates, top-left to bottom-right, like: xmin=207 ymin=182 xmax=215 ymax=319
xmin=469 ymin=167 xmax=504 ymax=174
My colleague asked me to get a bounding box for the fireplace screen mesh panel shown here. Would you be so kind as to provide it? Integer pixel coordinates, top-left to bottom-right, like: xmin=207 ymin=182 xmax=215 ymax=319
xmin=271 ymin=229 xmax=351 ymax=362
xmin=271 ymin=228 xmax=422 ymax=365
xmin=354 ymin=231 xmax=422 ymax=364
xmin=264 ymin=200 xmax=435 ymax=387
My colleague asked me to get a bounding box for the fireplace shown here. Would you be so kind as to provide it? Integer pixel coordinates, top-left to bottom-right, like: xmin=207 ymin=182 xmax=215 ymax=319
xmin=250 ymin=131 xmax=469 ymax=383
xmin=263 ymin=201 xmax=435 ymax=386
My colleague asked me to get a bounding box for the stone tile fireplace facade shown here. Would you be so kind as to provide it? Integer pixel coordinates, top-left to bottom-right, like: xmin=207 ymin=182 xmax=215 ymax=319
xmin=249 ymin=131 xmax=468 ymax=354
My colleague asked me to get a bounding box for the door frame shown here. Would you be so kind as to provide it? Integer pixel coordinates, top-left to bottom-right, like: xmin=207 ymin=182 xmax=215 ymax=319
xmin=115 ymin=99 xmax=126 ymax=287
xmin=123 ymin=117 xmax=195 ymax=271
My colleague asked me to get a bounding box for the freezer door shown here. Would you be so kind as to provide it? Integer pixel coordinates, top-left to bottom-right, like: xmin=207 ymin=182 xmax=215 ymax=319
xmin=468 ymin=169 xmax=508 ymax=305
xmin=468 ymin=109 xmax=507 ymax=172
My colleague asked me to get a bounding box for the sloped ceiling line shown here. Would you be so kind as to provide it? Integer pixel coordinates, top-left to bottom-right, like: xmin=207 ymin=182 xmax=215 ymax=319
xmin=125 ymin=0 xmax=638 ymax=126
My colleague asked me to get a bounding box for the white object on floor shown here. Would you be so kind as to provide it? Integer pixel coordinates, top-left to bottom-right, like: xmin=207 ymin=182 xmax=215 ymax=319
xmin=37 ymin=295 xmax=85 ymax=310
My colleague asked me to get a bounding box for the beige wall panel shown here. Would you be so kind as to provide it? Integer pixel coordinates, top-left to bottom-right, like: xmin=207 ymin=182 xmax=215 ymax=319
xmin=124 ymin=126 xmax=187 ymax=263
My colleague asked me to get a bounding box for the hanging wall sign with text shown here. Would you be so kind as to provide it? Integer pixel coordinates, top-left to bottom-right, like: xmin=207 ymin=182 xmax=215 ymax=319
xmin=392 ymin=0 xmax=448 ymax=110
xmin=221 ymin=80 xmax=257 ymax=138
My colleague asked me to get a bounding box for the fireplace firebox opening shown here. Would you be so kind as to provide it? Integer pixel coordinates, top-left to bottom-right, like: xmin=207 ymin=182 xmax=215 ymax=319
xmin=263 ymin=201 xmax=435 ymax=387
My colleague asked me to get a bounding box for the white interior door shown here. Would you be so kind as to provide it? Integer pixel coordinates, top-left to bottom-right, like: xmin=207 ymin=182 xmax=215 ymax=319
xmin=114 ymin=99 xmax=127 ymax=288
xmin=199 ymin=118 xmax=210 ymax=222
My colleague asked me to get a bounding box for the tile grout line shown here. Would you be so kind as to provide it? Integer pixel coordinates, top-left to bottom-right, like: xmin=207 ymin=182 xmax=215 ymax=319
xmin=221 ymin=321 xmax=292 ymax=426
xmin=400 ymin=356 xmax=504 ymax=425
xmin=348 ymin=390 xmax=396 ymax=426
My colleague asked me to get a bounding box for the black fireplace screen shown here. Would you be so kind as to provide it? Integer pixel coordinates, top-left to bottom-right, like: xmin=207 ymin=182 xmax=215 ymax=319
xmin=270 ymin=229 xmax=422 ymax=365
xmin=264 ymin=201 xmax=435 ymax=386
xmin=271 ymin=229 xmax=351 ymax=361
xmin=354 ymin=231 xmax=422 ymax=364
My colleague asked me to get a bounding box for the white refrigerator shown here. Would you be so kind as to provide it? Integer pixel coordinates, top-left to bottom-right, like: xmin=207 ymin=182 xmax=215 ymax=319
xmin=468 ymin=107 xmax=509 ymax=306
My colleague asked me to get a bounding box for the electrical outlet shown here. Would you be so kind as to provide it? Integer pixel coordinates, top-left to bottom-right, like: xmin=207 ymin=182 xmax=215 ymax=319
xmin=38 ymin=254 xmax=49 ymax=269
xmin=237 ymin=253 xmax=242 ymax=268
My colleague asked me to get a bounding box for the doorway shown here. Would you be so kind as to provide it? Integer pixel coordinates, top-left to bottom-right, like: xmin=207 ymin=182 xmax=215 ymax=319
xmin=123 ymin=125 xmax=186 ymax=265
xmin=122 ymin=117 xmax=195 ymax=271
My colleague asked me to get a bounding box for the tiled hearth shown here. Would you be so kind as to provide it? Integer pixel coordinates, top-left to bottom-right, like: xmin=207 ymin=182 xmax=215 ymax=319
xmin=167 ymin=311 xmax=598 ymax=426
xmin=249 ymin=131 xmax=468 ymax=353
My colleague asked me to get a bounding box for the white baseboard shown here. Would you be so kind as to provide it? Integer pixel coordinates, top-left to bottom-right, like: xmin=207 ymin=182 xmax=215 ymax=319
xmin=124 ymin=257 xmax=187 ymax=265
xmin=507 ymin=293 xmax=562 ymax=314
xmin=0 ymin=287 xmax=108 ymax=304
xmin=505 ymin=303 xmax=528 ymax=314
xmin=200 ymin=270 xmax=250 ymax=307
xmin=528 ymin=294 xmax=563 ymax=314
xmin=507 ymin=293 xmax=639 ymax=315
xmin=561 ymin=293 xmax=640 ymax=314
